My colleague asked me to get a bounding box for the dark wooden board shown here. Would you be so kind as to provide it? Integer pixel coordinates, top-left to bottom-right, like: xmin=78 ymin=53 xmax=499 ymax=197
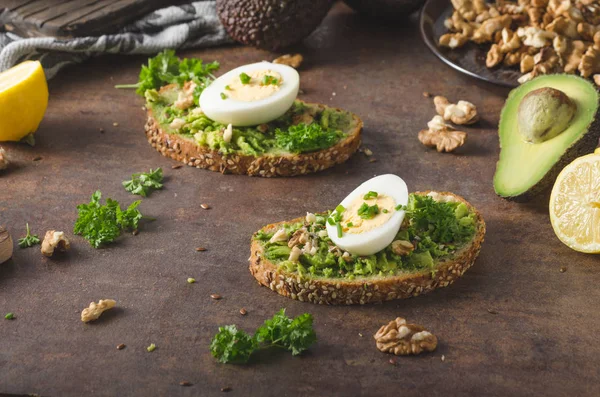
xmin=1 ymin=0 xmax=184 ymax=38
xmin=1 ymin=3 xmax=599 ymax=397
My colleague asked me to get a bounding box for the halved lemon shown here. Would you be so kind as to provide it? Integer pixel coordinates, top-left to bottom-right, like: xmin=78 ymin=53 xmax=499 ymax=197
xmin=0 ymin=61 xmax=48 ymax=142
xmin=549 ymin=148 xmax=600 ymax=253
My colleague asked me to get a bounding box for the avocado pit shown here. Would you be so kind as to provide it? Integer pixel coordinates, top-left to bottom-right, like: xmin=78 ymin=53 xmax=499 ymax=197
xmin=518 ymin=87 xmax=576 ymax=144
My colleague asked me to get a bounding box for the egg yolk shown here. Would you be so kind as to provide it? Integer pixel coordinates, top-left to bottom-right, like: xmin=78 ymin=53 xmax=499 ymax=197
xmin=226 ymin=69 xmax=282 ymax=102
xmin=342 ymin=194 xmax=396 ymax=235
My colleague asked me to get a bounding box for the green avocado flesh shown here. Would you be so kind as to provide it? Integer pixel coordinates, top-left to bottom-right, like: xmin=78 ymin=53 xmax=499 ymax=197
xmin=146 ymin=86 xmax=354 ymax=157
xmin=253 ymin=194 xmax=477 ymax=281
xmin=494 ymin=74 xmax=600 ymax=199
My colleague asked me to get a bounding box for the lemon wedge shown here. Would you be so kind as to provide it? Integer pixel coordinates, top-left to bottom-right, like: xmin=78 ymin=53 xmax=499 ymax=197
xmin=0 ymin=61 xmax=48 ymax=142
xmin=549 ymin=148 xmax=600 ymax=253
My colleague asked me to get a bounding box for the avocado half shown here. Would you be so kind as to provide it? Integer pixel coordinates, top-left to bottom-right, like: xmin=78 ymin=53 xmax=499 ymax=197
xmin=494 ymin=74 xmax=600 ymax=201
xmin=216 ymin=0 xmax=334 ymax=51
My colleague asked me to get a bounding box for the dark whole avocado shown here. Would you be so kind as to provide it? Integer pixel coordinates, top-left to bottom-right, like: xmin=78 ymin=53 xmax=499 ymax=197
xmin=216 ymin=0 xmax=335 ymax=51
xmin=493 ymin=74 xmax=600 ymax=202
xmin=343 ymin=0 xmax=425 ymax=18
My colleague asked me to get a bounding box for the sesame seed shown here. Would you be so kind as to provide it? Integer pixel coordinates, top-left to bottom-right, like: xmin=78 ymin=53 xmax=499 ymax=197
xmin=99 ymin=128 xmax=105 ymax=133
xmin=117 ymin=344 xmax=126 ymax=350
xmin=221 ymin=386 xmax=232 ymax=392
xmin=132 ymin=229 xmax=139 ymax=236
xmin=210 ymin=294 xmax=222 ymax=300
xmin=180 ymin=381 xmax=193 ymax=387
xmin=487 ymin=309 xmax=498 ymax=315
xmin=195 ymin=247 xmax=207 ymax=252
xmin=389 ymin=358 xmax=397 ymax=366
xmin=172 ymin=164 xmax=183 ymax=169
xmin=423 ymin=91 xmax=431 ymax=98
xmin=441 ymin=355 xmax=445 ymax=362
xmin=201 ymin=204 xmax=210 ymax=210
xmin=113 ymin=122 xmax=119 ymax=127
xmin=33 ymin=156 xmax=42 ymax=161
xmin=239 ymin=308 xmax=247 ymax=315
xmin=560 ymin=266 xmax=567 ymax=273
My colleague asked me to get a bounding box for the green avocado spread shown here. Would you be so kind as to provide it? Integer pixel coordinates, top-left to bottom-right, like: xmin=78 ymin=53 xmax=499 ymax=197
xmin=146 ymin=86 xmax=354 ymax=157
xmin=253 ymin=194 xmax=477 ymax=280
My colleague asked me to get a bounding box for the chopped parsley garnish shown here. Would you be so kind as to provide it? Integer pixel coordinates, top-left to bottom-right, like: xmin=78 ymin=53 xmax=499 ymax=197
xmin=239 ymin=72 xmax=251 ymax=84
xmin=347 ymin=222 xmax=354 ymax=227
xmin=224 ymin=85 xmax=231 ymax=90
xmin=395 ymin=204 xmax=404 ymax=211
xmin=18 ymin=223 xmax=40 ymax=248
xmin=327 ymin=205 xmax=345 ymax=236
xmin=382 ymin=209 xmax=389 ymax=214
xmin=115 ymin=49 xmax=219 ymax=105
xmin=74 ymin=191 xmax=143 ymax=248
xmin=220 ymin=92 xmax=227 ymax=100
xmin=261 ymin=75 xmax=279 ymax=85
xmin=357 ymin=203 xmax=380 ymax=219
xmin=210 ymin=309 xmax=316 ymax=364
xmin=5 ymin=313 xmax=15 ymax=320
xmin=123 ymin=168 xmax=163 ymax=197
xmin=363 ymin=191 xmax=378 ymax=200
xmin=275 ymin=123 xmax=343 ymax=154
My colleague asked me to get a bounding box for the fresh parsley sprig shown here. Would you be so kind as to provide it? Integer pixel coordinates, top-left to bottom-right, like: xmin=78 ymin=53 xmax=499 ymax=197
xmin=123 ymin=168 xmax=163 ymax=197
xmin=18 ymin=223 xmax=40 ymax=248
xmin=73 ymin=191 xmax=143 ymax=248
xmin=115 ymin=50 xmax=219 ymax=104
xmin=210 ymin=309 xmax=317 ymax=364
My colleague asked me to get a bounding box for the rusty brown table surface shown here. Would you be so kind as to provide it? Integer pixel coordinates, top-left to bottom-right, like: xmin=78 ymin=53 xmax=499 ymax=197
xmin=1 ymin=4 xmax=599 ymax=397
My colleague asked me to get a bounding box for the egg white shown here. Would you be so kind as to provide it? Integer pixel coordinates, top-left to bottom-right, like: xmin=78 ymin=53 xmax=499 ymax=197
xmin=199 ymin=62 xmax=299 ymax=126
xmin=326 ymin=175 xmax=409 ymax=256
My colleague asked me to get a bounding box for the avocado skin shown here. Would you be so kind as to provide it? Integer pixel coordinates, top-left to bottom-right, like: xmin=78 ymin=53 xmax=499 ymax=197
xmin=495 ymin=77 xmax=600 ymax=202
xmin=344 ymin=0 xmax=425 ymax=18
xmin=216 ymin=0 xmax=334 ymax=51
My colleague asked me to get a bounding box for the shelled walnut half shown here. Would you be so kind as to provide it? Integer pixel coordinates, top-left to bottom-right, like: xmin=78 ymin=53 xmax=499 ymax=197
xmin=374 ymin=317 xmax=438 ymax=356
xmin=81 ymin=299 xmax=117 ymax=323
xmin=41 ymin=230 xmax=70 ymax=257
xmin=419 ymin=116 xmax=467 ymax=153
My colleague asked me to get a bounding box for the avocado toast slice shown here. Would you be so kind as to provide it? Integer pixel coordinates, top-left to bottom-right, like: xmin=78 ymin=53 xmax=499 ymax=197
xmin=249 ymin=191 xmax=486 ymax=305
xmin=144 ymin=82 xmax=362 ymax=176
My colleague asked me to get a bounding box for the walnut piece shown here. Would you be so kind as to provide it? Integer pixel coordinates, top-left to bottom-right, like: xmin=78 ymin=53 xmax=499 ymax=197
xmin=81 ymin=299 xmax=116 ymax=323
xmin=391 ymin=240 xmax=414 ymax=256
xmin=273 ymin=54 xmax=303 ymax=69
xmin=374 ymin=317 xmax=438 ymax=356
xmin=288 ymin=228 xmax=308 ymax=248
xmin=269 ymin=229 xmax=288 ymax=243
xmin=173 ymin=81 xmax=196 ymax=110
xmin=433 ymin=96 xmax=479 ymax=125
xmin=41 ymin=230 xmax=70 ymax=257
xmin=288 ymin=246 xmax=302 ymax=262
xmin=0 ymin=147 xmax=8 ymax=171
xmin=419 ymin=116 xmax=467 ymax=153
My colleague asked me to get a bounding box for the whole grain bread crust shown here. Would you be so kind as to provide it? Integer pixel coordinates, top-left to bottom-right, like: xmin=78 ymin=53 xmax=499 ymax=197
xmin=144 ymin=89 xmax=363 ymax=177
xmin=249 ymin=191 xmax=486 ymax=305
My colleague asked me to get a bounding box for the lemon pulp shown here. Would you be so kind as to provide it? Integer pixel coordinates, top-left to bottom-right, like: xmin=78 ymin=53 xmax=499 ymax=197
xmin=549 ymin=149 xmax=600 ymax=253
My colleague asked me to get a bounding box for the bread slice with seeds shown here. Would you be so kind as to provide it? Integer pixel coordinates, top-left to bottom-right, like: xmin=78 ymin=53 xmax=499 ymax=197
xmin=144 ymin=83 xmax=362 ymax=177
xmin=249 ymin=191 xmax=485 ymax=305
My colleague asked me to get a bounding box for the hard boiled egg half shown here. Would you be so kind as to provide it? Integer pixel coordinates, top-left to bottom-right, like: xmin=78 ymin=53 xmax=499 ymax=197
xmin=200 ymin=62 xmax=299 ymax=126
xmin=326 ymin=175 xmax=409 ymax=256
